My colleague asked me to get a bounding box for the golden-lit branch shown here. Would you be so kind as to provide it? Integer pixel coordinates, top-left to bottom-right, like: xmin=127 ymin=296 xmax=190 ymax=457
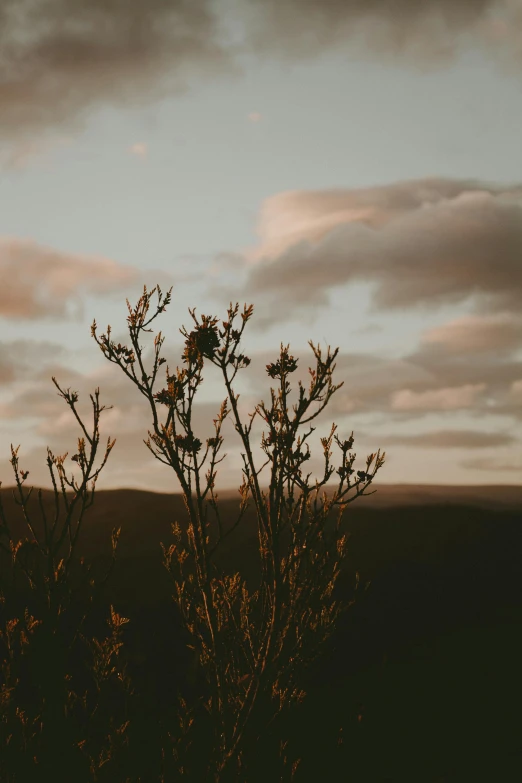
xmin=92 ymin=284 xmax=385 ymax=780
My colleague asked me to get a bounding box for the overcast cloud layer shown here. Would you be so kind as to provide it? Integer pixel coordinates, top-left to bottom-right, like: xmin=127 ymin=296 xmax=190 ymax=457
xmin=242 ymin=0 xmax=516 ymax=64
xmin=0 ymin=0 xmax=521 ymax=141
xmin=0 ymin=0 xmax=238 ymax=140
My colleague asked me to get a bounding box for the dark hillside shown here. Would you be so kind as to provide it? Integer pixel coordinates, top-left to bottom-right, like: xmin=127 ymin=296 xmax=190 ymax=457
xmin=1 ymin=485 xmax=521 ymax=780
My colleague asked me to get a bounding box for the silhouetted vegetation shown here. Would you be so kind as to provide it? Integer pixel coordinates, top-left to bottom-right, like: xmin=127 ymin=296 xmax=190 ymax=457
xmin=1 ymin=286 xmax=521 ymax=781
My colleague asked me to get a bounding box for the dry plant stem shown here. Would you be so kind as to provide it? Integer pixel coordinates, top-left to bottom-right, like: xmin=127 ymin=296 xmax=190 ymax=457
xmin=216 ymin=346 xmax=377 ymax=772
xmin=0 ymin=380 xmax=117 ymax=624
xmin=0 ymin=377 xmax=127 ymax=783
xmin=92 ymin=289 xmax=229 ymax=752
xmin=91 ymin=285 xmax=385 ymax=779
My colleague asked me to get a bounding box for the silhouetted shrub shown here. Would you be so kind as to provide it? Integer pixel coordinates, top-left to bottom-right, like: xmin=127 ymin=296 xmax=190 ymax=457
xmin=1 ymin=285 xmax=384 ymax=781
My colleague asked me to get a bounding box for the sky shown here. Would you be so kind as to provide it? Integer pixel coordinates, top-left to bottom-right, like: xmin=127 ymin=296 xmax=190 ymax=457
xmin=0 ymin=0 xmax=521 ymax=494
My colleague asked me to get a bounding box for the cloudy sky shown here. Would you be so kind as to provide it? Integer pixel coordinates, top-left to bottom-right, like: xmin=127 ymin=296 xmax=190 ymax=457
xmin=1 ymin=0 xmax=522 ymax=494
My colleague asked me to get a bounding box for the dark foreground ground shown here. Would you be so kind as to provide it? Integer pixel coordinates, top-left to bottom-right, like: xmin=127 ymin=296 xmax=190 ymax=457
xmin=1 ymin=484 xmax=521 ymax=781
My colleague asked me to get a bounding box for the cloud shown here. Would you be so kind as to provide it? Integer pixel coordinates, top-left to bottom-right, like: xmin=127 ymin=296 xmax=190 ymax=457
xmin=336 ymin=349 xmax=522 ymax=422
xmin=0 ymin=237 xmax=176 ymax=321
xmin=0 ymin=0 xmax=238 ymax=141
xmin=380 ymin=429 xmax=517 ymax=449
xmin=238 ymin=346 xmax=440 ymax=421
xmin=391 ymin=383 xmax=487 ymax=411
xmin=2 ymin=1 xmax=522 ymax=142
xmin=0 ymin=353 xmax=263 ymax=492
xmin=421 ymin=313 xmax=522 ymax=356
xmin=205 ymin=251 xmax=247 ymax=279
xmin=0 ymin=135 xmax=72 ymax=170
xmin=0 ymin=335 xmax=518 ymax=490
xmin=0 ymin=350 xmax=244 ymax=436
xmin=461 ymin=455 xmax=522 ymax=472
xmin=353 ymin=323 xmax=384 ymax=336
xmin=0 ymin=340 xmax=67 ymax=386
xmin=220 ymin=178 xmax=522 ymax=329
xmin=241 ymin=346 xmax=425 ymax=390
xmin=401 ymin=344 xmax=522 ymax=421
xmin=241 ymin=0 xmax=522 ymax=70
xmin=224 ymin=335 xmax=522 ymax=435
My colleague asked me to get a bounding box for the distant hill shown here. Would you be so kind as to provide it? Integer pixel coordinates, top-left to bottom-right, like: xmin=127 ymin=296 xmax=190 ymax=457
xmin=3 ymin=482 xmax=521 ymax=512
xmin=1 ymin=481 xmax=521 ymax=779
xmin=1 ymin=482 xmax=520 ymax=608
xmin=333 ymin=482 xmax=522 ymax=511
xmin=123 ymin=482 xmax=522 ymax=511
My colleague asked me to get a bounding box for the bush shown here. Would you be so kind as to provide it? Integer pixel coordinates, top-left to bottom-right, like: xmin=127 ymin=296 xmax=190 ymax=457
xmin=0 ymin=385 xmax=132 ymax=782
xmin=0 ymin=285 xmax=384 ymax=781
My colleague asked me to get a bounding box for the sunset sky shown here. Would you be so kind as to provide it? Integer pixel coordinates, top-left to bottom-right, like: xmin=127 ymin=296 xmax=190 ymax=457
xmin=1 ymin=0 xmax=521 ymax=493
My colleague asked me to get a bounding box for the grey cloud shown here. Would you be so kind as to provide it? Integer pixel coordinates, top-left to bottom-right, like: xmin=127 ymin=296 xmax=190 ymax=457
xmin=403 ymin=347 xmax=522 ymax=419
xmin=241 ymin=0 xmax=522 ymax=74
xmin=380 ymin=429 xmax=516 ymax=448
xmin=1 ymin=0 xmax=521 ymax=141
xmin=241 ymin=0 xmax=496 ymax=64
xmin=0 ymin=338 xmax=383 ymax=487
xmin=223 ymin=178 xmax=522 ymax=330
xmin=0 ymin=340 xmax=67 ymax=385
xmin=0 ymin=355 xmax=250 ymax=490
xmin=461 ymin=455 xmax=522 ymax=471
xmin=0 ymin=342 xmax=264 ymax=452
xmin=1 ymin=323 xmax=519 ymax=490
xmin=227 ymin=339 xmax=522 ymax=425
xmin=404 ymin=348 xmax=522 ymax=386
xmin=327 ymin=352 xmax=522 ymax=421
xmin=238 ymin=347 xmax=433 ymax=414
xmin=390 ymin=383 xmax=488 ymax=412
xmin=0 ymin=359 xmax=227 ymax=429
xmin=0 ymin=0 xmax=237 ymax=140
xmin=232 ymin=0 xmax=522 ymax=83
xmin=353 ymin=324 xmax=384 ymax=336
xmin=0 ymin=364 xmax=84 ymax=420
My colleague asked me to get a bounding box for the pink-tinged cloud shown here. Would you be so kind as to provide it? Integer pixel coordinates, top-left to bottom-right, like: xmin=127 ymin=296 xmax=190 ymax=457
xmin=0 ymin=325 xmax=519 ymax=491
xmin=0 ymin=352 xmax=265 ymax=493
xmin=218 ymin=178 xmax=522 ymax=329
xmin=380 ymin=429 xmax=516 ymax=449
xmin=391 ymin=383 xmax=487 ymax=411
xmin=237 ymin=344 xmax=522 ymax=424
xmin=0 ymin=237 xmax=144 ymax=320
xmin=421 ymin=313 xmax=522 ymax=355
